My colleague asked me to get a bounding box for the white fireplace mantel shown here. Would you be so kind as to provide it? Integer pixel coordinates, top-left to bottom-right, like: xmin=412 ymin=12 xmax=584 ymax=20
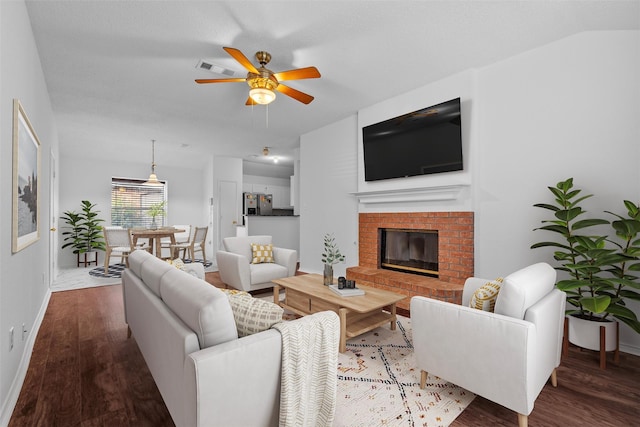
xmin=352 ymin=184 xmax=469 ymax=205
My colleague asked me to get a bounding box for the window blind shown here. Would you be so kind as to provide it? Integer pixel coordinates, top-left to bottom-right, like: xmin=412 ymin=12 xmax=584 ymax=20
xmin=111 ymin=177 xmax=167 ymax=228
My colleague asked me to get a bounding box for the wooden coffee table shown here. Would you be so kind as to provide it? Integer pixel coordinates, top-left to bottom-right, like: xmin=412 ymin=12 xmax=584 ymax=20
xmin=272 ymin=274 xmax=406 ymax=352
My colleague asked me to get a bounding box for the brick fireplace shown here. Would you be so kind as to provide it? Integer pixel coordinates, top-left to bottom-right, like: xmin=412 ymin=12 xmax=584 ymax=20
xmin=346 ymin=211 xmax=474 ymax=311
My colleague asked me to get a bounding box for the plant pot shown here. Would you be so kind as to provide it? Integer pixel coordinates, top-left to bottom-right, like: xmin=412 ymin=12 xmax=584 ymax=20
xmin=567 ymin=314 xmax=618 ymax=352
xmin=323 ymin=264 xmax=333 ymax=286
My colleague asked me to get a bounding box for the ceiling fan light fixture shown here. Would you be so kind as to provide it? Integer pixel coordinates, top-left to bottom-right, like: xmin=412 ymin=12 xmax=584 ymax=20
xmin=250 ymin=87 xmax=276 ymax=105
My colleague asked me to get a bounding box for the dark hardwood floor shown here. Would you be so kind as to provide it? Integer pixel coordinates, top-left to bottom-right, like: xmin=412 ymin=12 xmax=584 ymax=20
xmin=9 ymin=277 xmax=640 ymax=426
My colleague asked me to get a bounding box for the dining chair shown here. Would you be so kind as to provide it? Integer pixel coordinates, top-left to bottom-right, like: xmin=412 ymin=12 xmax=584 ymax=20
xmin=160 ymin=225 xmax=191 ymax=258
xmin=170 ymin=226 xmax=208 ymax=263
xmin=103 ymin=226 xmax=148 ymax=271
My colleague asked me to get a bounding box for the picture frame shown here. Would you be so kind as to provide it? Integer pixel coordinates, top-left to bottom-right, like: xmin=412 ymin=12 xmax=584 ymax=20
xmin=12 ymin=99 xmax=41 ymax=253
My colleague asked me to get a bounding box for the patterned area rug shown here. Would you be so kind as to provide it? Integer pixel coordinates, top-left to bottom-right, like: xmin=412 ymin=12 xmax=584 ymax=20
xmin=336 ymin=316 xmax=474 ymax=427
xmin=88 ymin=259 xmax=212 ymax=278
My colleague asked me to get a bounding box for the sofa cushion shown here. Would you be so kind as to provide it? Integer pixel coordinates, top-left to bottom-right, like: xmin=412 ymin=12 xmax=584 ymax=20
xmin=469 ymin=278 xmax=503 ymax=312
xmin=160 ymin=269 xmax=238 ymax=348
xmin=128 ymin=249 xmax=151 ymax=278
xmin=140 ymin=253 xmax=174 ymax=297
xmin=251 ymin=243 xmax=274 ymax=264
xmin=223 ymin=235 xmax=272 ymax=261
xmin=227 ymin=294 xmax=284 ymax=337
xmin=494 ymin=263 xmax=556 ymax=319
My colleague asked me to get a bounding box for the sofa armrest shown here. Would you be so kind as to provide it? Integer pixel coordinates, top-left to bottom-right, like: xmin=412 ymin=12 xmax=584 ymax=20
xmin=216 ymin=250 xmax=251 ymax=291
xmin=272 ymin=247 xmax=297 ymax=276
xmin=184 ymin=329 xmax=282 ymax=427
xmin=410 ymin=296 xmax=537 ymax=416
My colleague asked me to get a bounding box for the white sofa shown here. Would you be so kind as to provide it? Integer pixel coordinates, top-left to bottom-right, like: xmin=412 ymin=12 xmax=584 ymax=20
xmin=216 ymin=235 xmax=297 ymax=292
xmin=122 ymin=250 xmax=334 ymax=427
xmin=410 ymin=263 xmax=566 ymax=427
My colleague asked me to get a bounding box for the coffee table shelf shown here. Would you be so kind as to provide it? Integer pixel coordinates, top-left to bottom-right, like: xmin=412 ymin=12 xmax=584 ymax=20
xmin=273 ymin=274 xmax=406 ymax=352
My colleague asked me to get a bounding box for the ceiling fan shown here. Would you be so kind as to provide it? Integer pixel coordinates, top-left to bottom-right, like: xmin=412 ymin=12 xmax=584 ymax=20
xmin=195 ymin=47 xmax=321 ymax=105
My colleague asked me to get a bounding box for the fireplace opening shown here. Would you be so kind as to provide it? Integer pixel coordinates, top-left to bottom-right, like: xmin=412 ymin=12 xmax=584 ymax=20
xmin=379 ymin=228 xmax=438 ymax=277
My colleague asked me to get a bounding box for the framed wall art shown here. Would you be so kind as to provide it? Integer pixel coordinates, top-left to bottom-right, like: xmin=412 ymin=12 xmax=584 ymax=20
xmin=12 ymin=99 xmax=41 ymax=253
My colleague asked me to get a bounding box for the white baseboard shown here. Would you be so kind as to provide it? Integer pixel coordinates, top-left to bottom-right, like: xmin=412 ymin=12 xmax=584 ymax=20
xmin=0 ymin=289 xmax=51 ymax=427
xmin=620 ymin=343 xmax=640 ymax=356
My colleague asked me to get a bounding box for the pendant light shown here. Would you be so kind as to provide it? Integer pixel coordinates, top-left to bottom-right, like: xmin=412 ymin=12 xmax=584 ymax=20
xmin=143 ymin=139 xmax=163 ymax=186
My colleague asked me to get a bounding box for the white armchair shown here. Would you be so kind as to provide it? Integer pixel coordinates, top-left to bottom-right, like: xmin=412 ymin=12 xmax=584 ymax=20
xmin=410 ymin=263 xmax=566 ymax=427
xmin=216 ymin=235 xmax=297 ymax=292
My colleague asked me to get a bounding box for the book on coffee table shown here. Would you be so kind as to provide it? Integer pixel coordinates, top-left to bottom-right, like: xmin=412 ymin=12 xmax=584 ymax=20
xmin=329 ymin=284 xmax=365 ymax=297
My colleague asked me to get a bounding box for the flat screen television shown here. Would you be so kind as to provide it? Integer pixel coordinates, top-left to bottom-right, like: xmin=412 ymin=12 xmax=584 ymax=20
xmin=362 ymin=97 xmax=463 ymax=182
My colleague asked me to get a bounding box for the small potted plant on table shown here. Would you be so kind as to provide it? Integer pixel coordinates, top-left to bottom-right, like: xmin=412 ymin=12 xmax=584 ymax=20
xmin=322 ymin=233 xmax=345 ymax=286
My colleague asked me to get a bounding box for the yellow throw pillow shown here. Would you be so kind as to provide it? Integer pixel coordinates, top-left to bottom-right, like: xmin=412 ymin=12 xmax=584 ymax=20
xmin=166 ymin=258 xmax=185 ymax=270
xmin=469 ymin=278 xmax=503 ymax=312
xmin=251 ymin=243 xmax=274 ymax=264
xmin=227 ymin=294 xmax=284 ymax=337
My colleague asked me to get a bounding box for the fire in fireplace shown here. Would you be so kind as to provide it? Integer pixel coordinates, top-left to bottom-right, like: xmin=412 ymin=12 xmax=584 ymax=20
xmin=379 ymin=228 xmax=438 ymax=277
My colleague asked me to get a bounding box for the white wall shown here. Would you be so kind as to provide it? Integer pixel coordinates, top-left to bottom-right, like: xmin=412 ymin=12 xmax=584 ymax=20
xmin=58 ymin=154 xmax=207 ymax=268
xmin=299 ymin=31 xmax=640 ymax=353
xmin=0 ymin=1 xmax=59 ymax=422
xmin=299 ymin=115 xmax=359 ymax=278
xmin=474 ymin=31 xmax=640 ymax=351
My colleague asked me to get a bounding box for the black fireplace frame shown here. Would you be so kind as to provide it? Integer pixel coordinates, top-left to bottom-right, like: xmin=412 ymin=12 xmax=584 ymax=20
xmin=378 ymin=228 xmax=439 ymax=278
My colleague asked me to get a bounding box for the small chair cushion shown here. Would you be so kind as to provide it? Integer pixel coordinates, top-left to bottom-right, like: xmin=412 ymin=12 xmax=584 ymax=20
xmin=494 ymin=262 xmax=556 ymax=319
xmin=469 ymin=278 xmax=503 ymax=312
xmin=227 ymin=294 xmax=284 ymax=337
xmin=251 ymin=243 xmax=274 ymax=264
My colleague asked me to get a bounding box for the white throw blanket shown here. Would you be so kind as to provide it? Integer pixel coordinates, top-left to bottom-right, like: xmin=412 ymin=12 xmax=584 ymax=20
xmin=272 ymin=311 xmax=339 ymax=427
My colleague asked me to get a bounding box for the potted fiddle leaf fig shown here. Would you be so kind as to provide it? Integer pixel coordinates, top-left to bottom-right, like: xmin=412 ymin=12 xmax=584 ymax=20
xmin=322 ymin=233 xmax=345 ymax=286
xmin=531 ymin=178 xmax=640 ymax=354
xmin=61 ymin=200 xmax=106 ymax=266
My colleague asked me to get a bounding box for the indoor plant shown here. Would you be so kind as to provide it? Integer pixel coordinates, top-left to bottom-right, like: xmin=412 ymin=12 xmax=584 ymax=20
xmin=61 ymin=200 xmax=106 ymax=262
xmin=147 ymin=201 xmax=166 ymax=229
xmin=322 ymin=233 xmax=345 ymax=286
xmin=531 ymin=178 xmax=640 ymax=351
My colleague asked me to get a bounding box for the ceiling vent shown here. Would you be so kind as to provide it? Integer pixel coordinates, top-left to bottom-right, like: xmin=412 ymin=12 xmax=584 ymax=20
xmin=195 ymin=60 xmax=237 ymax=77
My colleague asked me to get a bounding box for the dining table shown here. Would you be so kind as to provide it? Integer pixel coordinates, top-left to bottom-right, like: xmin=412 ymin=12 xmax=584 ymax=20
xmin=130 ymin=227 xmax=185 ymax=259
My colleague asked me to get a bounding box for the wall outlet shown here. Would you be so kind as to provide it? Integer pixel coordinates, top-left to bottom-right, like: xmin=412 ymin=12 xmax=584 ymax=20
xmin=22 ymin=323 xmax=27 ymax=341
xmin=9 ymin=327 xmax=14 ymax=351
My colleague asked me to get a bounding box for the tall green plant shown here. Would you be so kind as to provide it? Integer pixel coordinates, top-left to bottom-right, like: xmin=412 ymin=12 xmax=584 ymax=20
xmin=531 ymin=178 xmax=640 ymax=333
xmin=60 ymin=200 xmax=105 ymax=254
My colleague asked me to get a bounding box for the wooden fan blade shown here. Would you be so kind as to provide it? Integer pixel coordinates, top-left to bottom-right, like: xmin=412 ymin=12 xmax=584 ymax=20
xmin=195 ymin=78 xmax=246 ymax=84
xmin=273 ymin=66 xmax=321 ymax=82
xmin=276 ymin=84 xmax=314 ymax=104
xmin=245 ymin=96 xmax=258 ymax=106
xmin=223 ymin=47 xmax=259 ymax=74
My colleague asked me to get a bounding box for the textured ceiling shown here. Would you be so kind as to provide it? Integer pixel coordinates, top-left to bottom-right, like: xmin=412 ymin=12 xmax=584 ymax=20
xmin=25 ymin=0 xmax=640 ymax=170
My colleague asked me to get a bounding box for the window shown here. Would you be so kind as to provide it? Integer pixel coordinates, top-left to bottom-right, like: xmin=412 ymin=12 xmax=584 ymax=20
xmin=111 ymin=177 xmax=166 ymax=228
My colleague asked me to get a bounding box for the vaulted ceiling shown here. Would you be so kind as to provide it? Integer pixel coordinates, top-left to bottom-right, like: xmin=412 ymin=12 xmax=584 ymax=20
xmin=25 ymin=1 xmax=639 ymax=171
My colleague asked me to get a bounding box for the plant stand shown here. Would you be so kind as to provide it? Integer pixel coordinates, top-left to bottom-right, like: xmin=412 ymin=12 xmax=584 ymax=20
xmin=77 ymin=251 xmax=98 ymax=268
xmin=563 ymin=317 xmax=620 ymax=369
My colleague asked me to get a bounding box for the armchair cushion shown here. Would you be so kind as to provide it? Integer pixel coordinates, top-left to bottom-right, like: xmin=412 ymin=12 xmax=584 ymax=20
xmin=251 ymin=243 xmax=274 ymax=264
xmin=223 ymin=235 xmax=272 ymax=260
xmin=469 ymin=277 xmax=503 ymax=312
xmin=494 ymin=263 xmax=556 ymax=319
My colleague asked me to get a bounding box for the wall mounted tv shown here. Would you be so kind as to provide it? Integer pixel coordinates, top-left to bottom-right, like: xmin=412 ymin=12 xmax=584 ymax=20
xmin=362 ymin=97 xmax=463 ymax=182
